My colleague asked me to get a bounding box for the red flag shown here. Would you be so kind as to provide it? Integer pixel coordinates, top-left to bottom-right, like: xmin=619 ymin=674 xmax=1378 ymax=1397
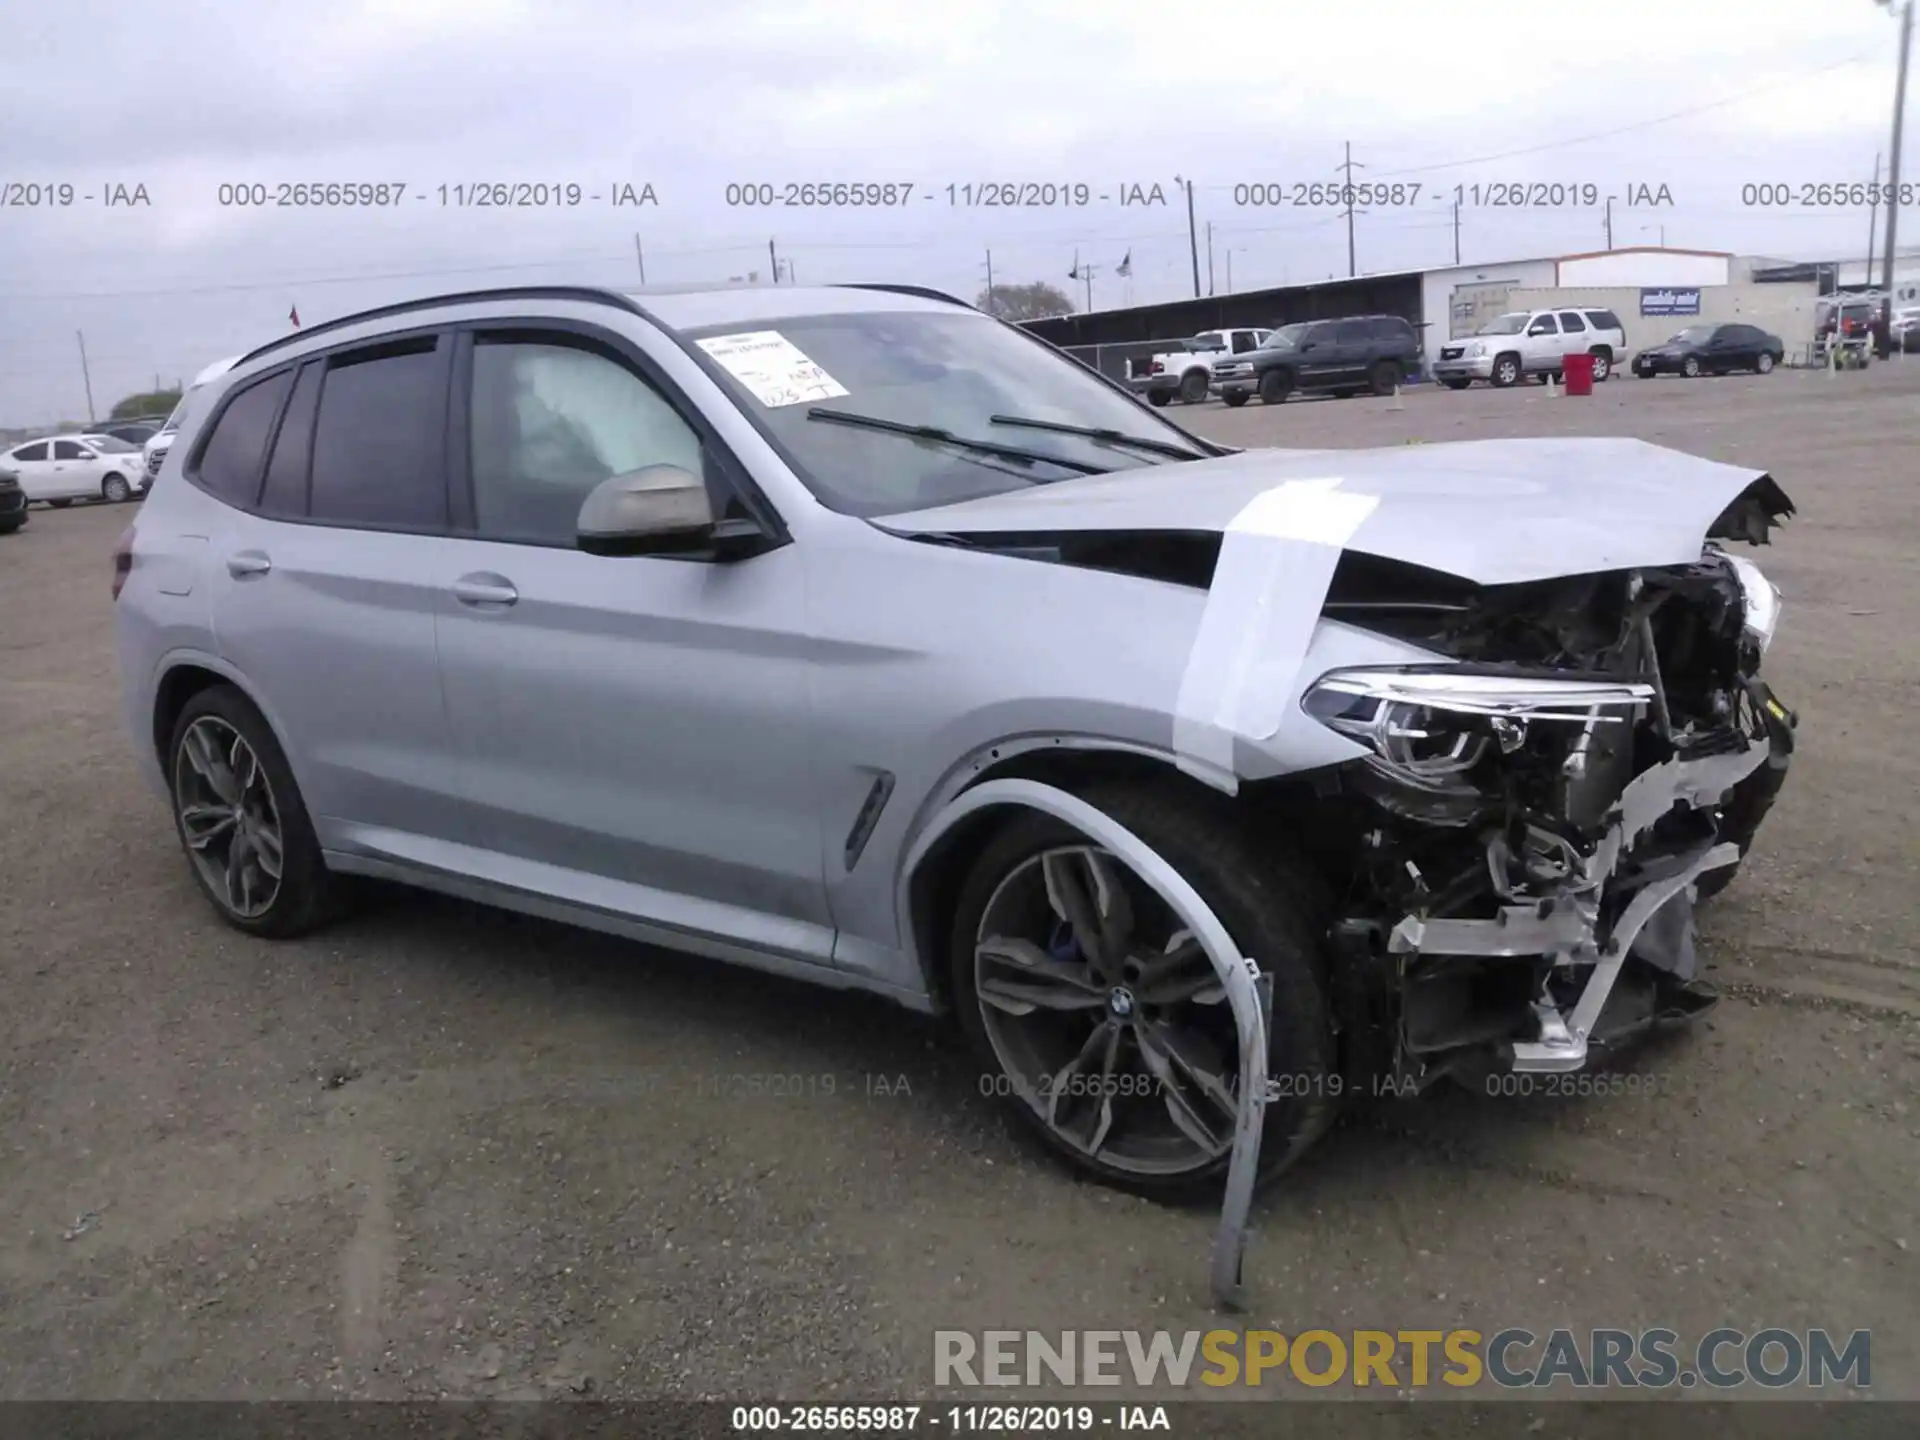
xmin=289 ymin=304 xmax=300 ymax=328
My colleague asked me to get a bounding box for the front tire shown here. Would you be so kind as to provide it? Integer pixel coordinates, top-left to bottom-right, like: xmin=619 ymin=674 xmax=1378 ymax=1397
xmin=1221 ymin=391 xmax=1249 ymax=408
xmin=47 ymin=499 xmax=73 ymax=509
xmin=101 ymin=472 xmax=132 ymax=504
xmin=1146 ymin=390 xmax=1171 ymax=408
xmin=1258 ymin=368 xmax=1292 ymax=404
xmin=1179 ymin=369 xmax=1208 ymax=404
xmin=1682 ymin=356 xmax=1702 ymax=378
xmin=948 ymin=783 xmax=1336 ymax=1198
xmin=1441 ymin=378 xmax=1472 ymax=390
xmin=1490 ymin=353 xmax=1521 ymax=388
xmin=167 ymin=684 xmax=336 ymax=938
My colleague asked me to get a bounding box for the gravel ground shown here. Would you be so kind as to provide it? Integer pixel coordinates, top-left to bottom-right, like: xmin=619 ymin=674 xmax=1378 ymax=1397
xmin=1 ymin=363 xmax=1916 ymax=1407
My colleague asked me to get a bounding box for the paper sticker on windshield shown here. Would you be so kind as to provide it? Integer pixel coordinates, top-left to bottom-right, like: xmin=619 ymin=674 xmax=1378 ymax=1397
xmin=696 ymin=331 xmax=849 ymax=408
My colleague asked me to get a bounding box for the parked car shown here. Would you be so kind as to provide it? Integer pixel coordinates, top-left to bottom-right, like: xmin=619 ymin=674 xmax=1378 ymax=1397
xmin=1212 ymin=315 xmax=1419 ymax=405
xmin=1633 ymin=323 xmax=1785 ymax=378
xmin=1431 ymin=308 xmax=1628 ymax=388
xmin=143 ymin=355 xmax=243 ymax=494
xmin=1 ymin=433 xmax=144 ymax=505
xmin=0 ymin=459 xmax=27 ymax=533
xmin=115 ymin=281 xmax=1796 ymax=1302
xmin=1892 ymin=306 xmax=1920 ymax=353
xmin=1127 ymin=328 xmax=1270 ymax=406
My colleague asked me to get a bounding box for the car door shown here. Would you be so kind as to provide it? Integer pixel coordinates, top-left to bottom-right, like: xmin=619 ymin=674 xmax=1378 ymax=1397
xmin=1522 ymin=312 xmax=1560 ymax=373
xmin=1703 ymin=325 xmax=1741 ymax=372
xmin=8 ymin=442 xmax=52 ymax=499
xmin=1292 ymin=321 xmax=1339 ymax=383
xmin=51 ymin=439 xmax=103 ymax=499
xmin=431 ymin=321 xmax=833 ymax=957
xmin=1330 ymin=319 xmax=1371 ymax=386
xmin=200 ymin=335 xmax=476 ymax=852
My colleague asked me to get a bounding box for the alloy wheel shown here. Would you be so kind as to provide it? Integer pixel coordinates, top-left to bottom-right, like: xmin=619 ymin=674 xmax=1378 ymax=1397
xmin=972 ymin=845 xmax=1241 ymax=1176
xmin=172 ymin=715 xmax=285 ymax=919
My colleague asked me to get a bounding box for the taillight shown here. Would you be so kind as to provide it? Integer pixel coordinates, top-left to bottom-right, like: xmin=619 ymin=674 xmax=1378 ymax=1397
xmin=112 ymin=525 xmax=134 ymax=601
xmin=1149 ymin=361 xmax=1164 ymax=374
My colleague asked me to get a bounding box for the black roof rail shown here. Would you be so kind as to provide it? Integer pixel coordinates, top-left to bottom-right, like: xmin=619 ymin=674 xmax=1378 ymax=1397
xmin=234 ymin=285 xmax=648 ymax=367
xmin=837 ymin=283 xmax=974 ymax=309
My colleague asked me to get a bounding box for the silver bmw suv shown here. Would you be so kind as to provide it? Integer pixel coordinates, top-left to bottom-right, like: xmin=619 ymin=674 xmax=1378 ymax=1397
xmin=116 ymin=282 xmax=1795 ymax=1304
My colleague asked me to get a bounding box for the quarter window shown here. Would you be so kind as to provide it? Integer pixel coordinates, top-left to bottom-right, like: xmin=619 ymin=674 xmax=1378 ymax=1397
xmin=308 ymin=336 xmax=449 ymax=530
xmin=12 ymin=442 xmax=47 ymax=462
xmin=194 ymin=370 xmax=294 ymax=507
xmin=466 ymin=337 xmax=704 ymax=547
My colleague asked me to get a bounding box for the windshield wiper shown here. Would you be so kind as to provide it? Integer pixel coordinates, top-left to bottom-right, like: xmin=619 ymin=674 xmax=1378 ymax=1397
xmin=806 ymin=408 xmax=1110 ymax=475
xmin=987 ymin=414 xmax=1209 ymax=462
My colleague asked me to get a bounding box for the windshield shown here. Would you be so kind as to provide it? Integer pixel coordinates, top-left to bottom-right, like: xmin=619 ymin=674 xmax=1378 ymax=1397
xmin=1475 ymin=314 xmax=1529 ymax=336
xmin=1260 ymin=323 xmax=1308 ymax=349
xmin=85 ymin=435 xmax=137 ymax=453
xmin=685 ymin=310 xmax=1205 ymax=517
xmin=1671 ymin=325 xmax=1715 ymax=344
xmin=158 ymin=395 xmax=191 ymax=433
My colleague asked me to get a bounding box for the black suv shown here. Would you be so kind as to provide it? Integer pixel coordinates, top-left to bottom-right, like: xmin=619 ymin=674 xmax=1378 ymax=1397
xmin=1212 ymin=314 xmax=1420 ymax=405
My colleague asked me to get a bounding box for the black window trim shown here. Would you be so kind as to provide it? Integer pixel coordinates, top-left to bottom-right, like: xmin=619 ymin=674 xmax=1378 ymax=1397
xmin=182 ymin=361 xmax=301 ymax=509
xmin=258 ymin=358 xmax=326 ymax=519
xmin=445 ymin=316 xmax=791 ymax=553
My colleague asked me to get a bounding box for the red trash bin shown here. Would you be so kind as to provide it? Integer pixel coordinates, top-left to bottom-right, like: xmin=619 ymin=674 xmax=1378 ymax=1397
xmin=1562 ymin=351 xmax=1595 ymax=396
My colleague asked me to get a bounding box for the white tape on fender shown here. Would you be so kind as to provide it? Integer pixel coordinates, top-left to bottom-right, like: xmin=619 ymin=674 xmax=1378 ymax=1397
xmin=1173 ymin=477 xmax=1380 ymax=781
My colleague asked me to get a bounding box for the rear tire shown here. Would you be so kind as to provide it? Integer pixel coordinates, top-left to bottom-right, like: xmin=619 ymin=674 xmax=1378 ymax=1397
xmin=947 ymin=781 xmax=1337 ymax=1199
xmin=1682 ymin=356 xmax=1702 ymax=378
xmin=1221 ymin=392 xmax=1249 ymax=408
xmin=1588 ymin=348 xmax=1611 ymax=382
xmin=1258 ymin=368 xmax=1292 ymax=404
xmin=1441 ymin=378 xmax=1472 ymax=390
xmin=166 ymin=684 xmax=337 ymax=938
xmin=1368 ymin=359 xmax=1401 ymax=395
xmin=1179 ymin=369 xmax=1208 ymax=404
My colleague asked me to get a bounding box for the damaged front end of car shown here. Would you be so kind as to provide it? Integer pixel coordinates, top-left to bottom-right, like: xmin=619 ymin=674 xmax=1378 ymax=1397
xmin=1294 ymin=517 xmax=1796 ymax=1084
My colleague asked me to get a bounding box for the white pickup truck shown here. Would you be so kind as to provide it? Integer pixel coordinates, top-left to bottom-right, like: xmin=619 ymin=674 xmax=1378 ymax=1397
xmin=1126 ymin=327 xmax=1271 ymax=405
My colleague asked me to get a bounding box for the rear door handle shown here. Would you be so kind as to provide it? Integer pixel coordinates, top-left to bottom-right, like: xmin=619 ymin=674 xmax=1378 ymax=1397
xmin=452 ymin=572 xmax=518 ymax=608
xmin=226 ymin=551 xmax=271 ymax=578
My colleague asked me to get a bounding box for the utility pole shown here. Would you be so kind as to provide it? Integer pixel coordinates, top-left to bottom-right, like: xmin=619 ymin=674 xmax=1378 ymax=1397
xmin=769 ymin=237 xmax=780 ymax=283
xmin=1452 ymin=198 xmax=1461 ymax=264
xmin=984 ymin=248 xmax=995 ymax=312
xmin=76 ymin=332 xmax=96 ymax=425
xmin=1604 ymin=196 xmax=1614 ymax=250
xmin=634 ymin=234 xmax=647 ymax=283
xmin=1865 ymin=153 xmax=1883 ymax=288
xmin=1876 ymin=0 xmax=1913 ymax=356
xmin=1082 ymin=264 xmax=1097 ymax=312
xmin=1206 ymin=221 xmax=1216 ymax=295
xmin=1337 ymin=142 xmax=1366 ymax=276
xmin=1174 ymin=175 xmax=1201 ymax=296
xmin=1226 ymin=251 xmax=1233 ymax=293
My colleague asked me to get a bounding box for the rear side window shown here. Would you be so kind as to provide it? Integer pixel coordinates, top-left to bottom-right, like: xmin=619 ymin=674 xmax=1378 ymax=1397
xmin=1557 ymin=312 xmax=1588 ymax=332
xmin=1586 ymin=310 xmax=1623 ymax=331
xmin=193 ymin=369 xmax=294 ymax=507
xmin=259 ymin=361 xmax=324 ymax=518
xmin=1369 ymin=317 xmax=1413 ymax=342
xmin=1333 ymin=320 xmax=1368 ymax=344
xmin=308 ymin=336 xmax=449 ymax=530
xmin=12 ymin=442 xmax=47 ymax=462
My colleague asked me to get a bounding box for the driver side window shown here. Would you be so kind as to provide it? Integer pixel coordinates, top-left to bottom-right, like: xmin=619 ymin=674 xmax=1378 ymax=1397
xmin=54 ymin=440 xmax=91 ymax=460
xmin=1527 ymin=314 xmax=1559 ymax=336
xmin=467 ymin=336 xmax=705 ymax=547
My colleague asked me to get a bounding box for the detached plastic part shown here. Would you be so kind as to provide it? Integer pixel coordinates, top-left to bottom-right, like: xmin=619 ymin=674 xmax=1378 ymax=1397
xmin=898 ymin=778 xmax=1273 ymax=1311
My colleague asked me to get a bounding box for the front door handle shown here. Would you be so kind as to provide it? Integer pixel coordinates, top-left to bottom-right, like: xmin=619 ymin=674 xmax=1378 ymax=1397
xmin=452 ymin=572 xmax=518 ymax=608
xmin=226 ymin=550 xmax=271 ymax=578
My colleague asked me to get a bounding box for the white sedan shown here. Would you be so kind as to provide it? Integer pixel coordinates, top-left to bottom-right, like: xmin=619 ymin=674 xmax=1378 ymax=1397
xmin=0 ymin=433 xmax=145 ymax=505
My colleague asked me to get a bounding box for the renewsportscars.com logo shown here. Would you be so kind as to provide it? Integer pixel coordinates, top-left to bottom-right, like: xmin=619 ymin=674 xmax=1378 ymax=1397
xmin=934 ymin=1328 xmax=1871 ymax=1391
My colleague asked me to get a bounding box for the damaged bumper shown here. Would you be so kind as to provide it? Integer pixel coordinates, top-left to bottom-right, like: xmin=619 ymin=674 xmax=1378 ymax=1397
xmin=1386 ymin=730 xmax=1771 ymax=1072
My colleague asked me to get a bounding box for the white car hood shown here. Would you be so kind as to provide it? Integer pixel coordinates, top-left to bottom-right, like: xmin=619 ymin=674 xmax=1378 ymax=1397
xmin=874 ymin=437 xmax=1793 ymax=587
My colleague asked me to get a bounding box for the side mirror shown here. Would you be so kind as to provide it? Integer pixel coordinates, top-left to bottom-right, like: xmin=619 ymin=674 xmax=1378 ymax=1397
xmin=576 ymin=464 xmax=767 ymax=560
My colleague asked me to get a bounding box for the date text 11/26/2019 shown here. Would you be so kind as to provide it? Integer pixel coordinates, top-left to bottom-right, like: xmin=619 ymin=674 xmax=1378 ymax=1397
xmin=723 ymin=182 xmax=1172 ymax=208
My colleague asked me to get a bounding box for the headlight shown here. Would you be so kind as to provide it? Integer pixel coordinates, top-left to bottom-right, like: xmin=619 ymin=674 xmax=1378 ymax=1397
xmin=1303 ymin=668 xmax=1655 ymax=779
xmin=1721 ymin=554 xmax=1782 ymax=654
xmin=1467 ymin=341 xmax=1485 ymax=357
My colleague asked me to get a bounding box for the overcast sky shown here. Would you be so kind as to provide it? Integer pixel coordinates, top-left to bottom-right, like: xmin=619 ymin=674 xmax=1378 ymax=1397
xmin=0 ymin=0 xmax=1911 ymax=425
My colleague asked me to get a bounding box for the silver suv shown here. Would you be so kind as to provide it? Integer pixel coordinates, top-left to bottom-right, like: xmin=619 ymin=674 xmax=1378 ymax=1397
xmin=1432 ymin=307 xmax=1628 ymax=388
xmin=115 ymin=282 xmax=1795 ymax=1304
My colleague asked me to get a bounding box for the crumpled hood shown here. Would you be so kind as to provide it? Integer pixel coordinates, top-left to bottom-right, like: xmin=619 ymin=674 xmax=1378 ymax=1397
xmin=873 ymin=436 xmax=1792 ymax=586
